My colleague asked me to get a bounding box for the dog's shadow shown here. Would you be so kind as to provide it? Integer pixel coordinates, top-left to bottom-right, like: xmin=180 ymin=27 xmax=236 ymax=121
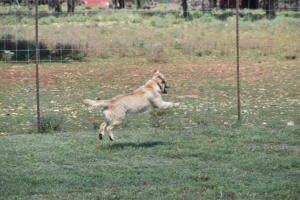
xmin=108 ymin=141 xmax=168 ymax=149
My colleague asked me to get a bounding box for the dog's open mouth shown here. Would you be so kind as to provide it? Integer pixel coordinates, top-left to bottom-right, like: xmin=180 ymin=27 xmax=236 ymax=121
xmin=163 ymin=85 xmax=169 ymax=94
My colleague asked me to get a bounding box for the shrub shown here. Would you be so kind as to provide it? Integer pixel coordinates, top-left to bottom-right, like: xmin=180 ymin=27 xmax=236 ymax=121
xmin=39 ymin=16 xmax=58 ymax=25
xmin=146 ymin=43 xmax=168 ymax=63
xmin=132 ymin=38 xmax=145 ymax=48
xmin=129 ymin=15 xmax=143 ymax=23
xmin=1 ymin=50 xmax=14 ymax=61
xmin=174 ymin=39 xmax=183 ymax=49
xmin=39 ymin=112 xmax=64 ymax=133
xmin=150 ymin=16 xmax=170 ymax=28
xmin=284 ymin=53 xmax=297 ymax=60
xmin=199 ymin=14 xmax=217 ymax=22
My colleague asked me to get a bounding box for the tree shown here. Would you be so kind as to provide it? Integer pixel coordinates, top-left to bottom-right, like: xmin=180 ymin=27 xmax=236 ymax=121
xmin=209 ymin=0 xmax=217 ymax=9
xmin=111 ymin=0 xmax=125 ymax=9
xmin=136 ymin=0 xmax=141 ymax=9
xmin=49 ymin=0 xmax=62 ymax=12
xmin=264 ymin=0 xmax=276 ymax=18
xmin=67 ymin=0 xmax=76 ymax=13
xmin=119 ymin=0 xmax=125 ymax=8
xmin=182 ymin=0 xmax=189 ymax=18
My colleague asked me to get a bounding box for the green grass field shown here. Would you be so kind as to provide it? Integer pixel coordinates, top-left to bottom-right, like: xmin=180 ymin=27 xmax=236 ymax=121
xmin=0 ymin=8 xmax=300 ymax=199
xmin=0 ymin=126 xmax=299 ymax=199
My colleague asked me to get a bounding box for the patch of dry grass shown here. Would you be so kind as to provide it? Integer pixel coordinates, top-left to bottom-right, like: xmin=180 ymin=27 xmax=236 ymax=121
xmin=1 ymin=11 xmax=299 ymax=62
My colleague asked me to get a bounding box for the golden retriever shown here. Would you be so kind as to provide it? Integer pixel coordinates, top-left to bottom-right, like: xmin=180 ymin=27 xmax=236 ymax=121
xmin=83 ymin=70 xmax=180 ymax=141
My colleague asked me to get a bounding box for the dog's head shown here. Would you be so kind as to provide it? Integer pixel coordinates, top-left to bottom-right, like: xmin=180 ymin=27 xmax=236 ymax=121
xmin=152 ymin=70 xmax=169 ymax=94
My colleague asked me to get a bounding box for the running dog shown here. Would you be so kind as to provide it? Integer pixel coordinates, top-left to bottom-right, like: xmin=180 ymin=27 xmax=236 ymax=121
xmin=83 ymin=70 xmax=180 ymax=141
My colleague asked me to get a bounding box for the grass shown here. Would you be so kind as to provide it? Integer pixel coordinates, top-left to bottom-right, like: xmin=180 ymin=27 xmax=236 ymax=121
xmin=0 ymin=8 xmax=300 ymax=200
xmin=0 ymin=125 xmax=299 ymax=199
xmin=0 ymin=59 xmax=299 ymax=199
xmin=0 ymin=9 xmax=299 ymax=62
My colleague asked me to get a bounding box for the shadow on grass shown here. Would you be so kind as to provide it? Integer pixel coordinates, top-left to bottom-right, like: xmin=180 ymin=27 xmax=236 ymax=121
xmin=109 ymin=141 xmax=169 ymax=149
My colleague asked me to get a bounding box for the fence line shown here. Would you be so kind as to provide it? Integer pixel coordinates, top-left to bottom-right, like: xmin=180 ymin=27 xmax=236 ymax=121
xmin=235 ymin=0 xmax=241 ymax=121
xmin=0 ymin=1 xmax=299 ymax=133
xmin=35 ymin=0 xmax=41 ymax=132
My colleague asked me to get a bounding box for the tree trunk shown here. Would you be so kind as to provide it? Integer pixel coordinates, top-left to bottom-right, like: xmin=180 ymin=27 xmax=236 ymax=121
xmin=136 ymin=0 xmax=141 ymax=9
xmin=48 ymin=0 xmax=51 ymax=11
xmin=49 ymin=0 xmax=62 ymax=13
xmin=67 ymin=0 xmax=76 ymax=13
xmin=112 ymin=0 xmax=117 ymax=8
xmin=265 ymin=0 xmax=276 ymax=18
xmin=182 ymin=0 xmax=189 ymax=18
xmin=119 ymin=0 xmax=125 ymax=8
xmin=294 ymin=0 xmax=299 ymax=11
xmin=55 ymin=2 xmax=62 ymax=13
xmin=209 ymin=0 xmax=217 ymax=9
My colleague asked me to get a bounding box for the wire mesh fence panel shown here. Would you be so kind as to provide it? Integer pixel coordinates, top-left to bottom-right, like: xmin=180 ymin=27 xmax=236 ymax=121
xmin=0 ymin=0 xmax=299 ymax=135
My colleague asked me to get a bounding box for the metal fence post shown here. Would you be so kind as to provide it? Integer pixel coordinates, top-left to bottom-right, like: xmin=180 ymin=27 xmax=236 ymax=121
xmin=236 ymin=0 xmax=241 ymax=122
xmin=35 ymin=0 xmax=41 ymax=132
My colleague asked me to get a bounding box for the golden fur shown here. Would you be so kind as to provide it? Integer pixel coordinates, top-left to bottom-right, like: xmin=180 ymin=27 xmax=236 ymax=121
xmin=83 ymin=71 xmax=180 ymax=141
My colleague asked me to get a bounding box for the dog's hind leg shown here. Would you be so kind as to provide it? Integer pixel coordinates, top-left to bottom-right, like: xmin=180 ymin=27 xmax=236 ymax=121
xmin=99 ymin=122 xmax=107 ymax=140
xmin=107 ymin=120 xmax=122 ymax=141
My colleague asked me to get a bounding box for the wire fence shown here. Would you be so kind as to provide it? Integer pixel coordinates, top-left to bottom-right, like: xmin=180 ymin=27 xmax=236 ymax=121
xmin=0 ymin=0 xmax=299 ymax=134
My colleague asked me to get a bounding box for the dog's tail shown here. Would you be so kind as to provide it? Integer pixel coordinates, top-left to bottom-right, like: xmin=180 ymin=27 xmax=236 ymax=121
xmin=83 ymin=99 xmax=109 ymax=110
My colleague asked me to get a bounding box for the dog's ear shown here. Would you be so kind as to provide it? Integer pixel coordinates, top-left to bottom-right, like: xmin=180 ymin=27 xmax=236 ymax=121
xmin=153 ymin=70 xmax=160 ymax=77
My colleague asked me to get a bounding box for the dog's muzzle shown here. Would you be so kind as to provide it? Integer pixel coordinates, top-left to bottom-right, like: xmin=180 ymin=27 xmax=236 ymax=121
xmin=163 ymin=82 xmax=169 ymax=94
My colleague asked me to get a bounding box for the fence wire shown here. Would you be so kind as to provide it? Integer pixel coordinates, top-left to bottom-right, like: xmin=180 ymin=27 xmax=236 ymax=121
xmin=0 ymin=0 xmax=299 ymax=134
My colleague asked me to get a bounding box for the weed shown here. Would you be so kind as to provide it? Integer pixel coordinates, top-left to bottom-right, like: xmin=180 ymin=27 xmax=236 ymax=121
xmin=40 ymin=16 xmax=59 ymax=25
xmin=39 ymin=112 xmax=64 ymax=133
xmin=1 ymin=50 xmax=14 ymax=61
xmin=284 ymin=53 xmax=297 ymax=60
xmin=173 ymin=39 xmax=183 ymax=49
xmin=150 ymin=16 xmax=170 ymax=28
xmin=146 ymin=43 xmax=168 ymax=63
xmin=129 ymin=14 xmax=143 ymax=23
xmin=132 ymin=38 xmax=145 ymax=48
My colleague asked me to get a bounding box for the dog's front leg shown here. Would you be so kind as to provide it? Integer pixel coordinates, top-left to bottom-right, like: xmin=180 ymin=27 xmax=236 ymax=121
xmin=151 ymin=97 xmax=180 ymax=109
xmin=107 ymin=120 xmax=122 ymax=141
xmin=99 ymin=122 xmax=107 ymax=140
